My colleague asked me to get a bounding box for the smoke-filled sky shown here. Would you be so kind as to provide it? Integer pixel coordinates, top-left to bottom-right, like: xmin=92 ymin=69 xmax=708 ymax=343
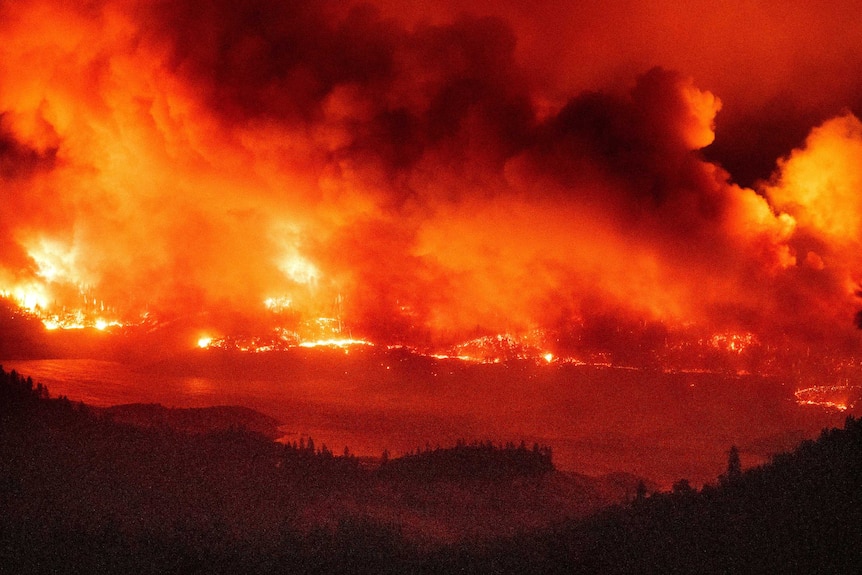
xmin=3 ymin=0 xmax=862 ymax=349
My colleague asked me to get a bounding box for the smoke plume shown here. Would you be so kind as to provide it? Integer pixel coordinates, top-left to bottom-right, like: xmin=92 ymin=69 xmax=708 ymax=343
xmin=2 ymin=0 xmax=862 ymax=352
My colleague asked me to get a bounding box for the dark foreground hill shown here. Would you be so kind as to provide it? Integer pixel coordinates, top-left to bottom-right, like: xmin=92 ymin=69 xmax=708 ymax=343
xmin=3 ymin=365 xmax=860 ymax=573
xmin=1 ymin=366 xmax=642 ymax=574
xmin=429 ymin=414 xmax=862 ymax=574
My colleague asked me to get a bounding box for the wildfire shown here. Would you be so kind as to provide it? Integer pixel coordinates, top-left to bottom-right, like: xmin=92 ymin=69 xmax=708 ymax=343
xmin=7 ymin=279 xmax=862 ymax=400
xmin=794 ymin=384 xmax=860 ymax=412
xmin=1 ymin=0 xmax=862 ymax=393
xmin=299 ymin=338 xmax=373 ymax=350
xmin=708 ymin=332 xmax=757 ymax=354
xmin=4 ymin=288 xmax=47 ymax=312
xmin=194 ymin=330 xmax=372 ymax=353
xmin=446 ymin=333 xmax=552 ymax=364
xmin=1 ymin=286 xmax=125 ymax=331
xmin=429 ymin=352 xmax=496 ymax=364
xmin=37 ymin=311 xmax=124 ymax=331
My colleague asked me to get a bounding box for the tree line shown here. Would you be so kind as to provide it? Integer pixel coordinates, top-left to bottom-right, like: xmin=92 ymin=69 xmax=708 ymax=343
xmin=3 ymin=364 xmax=859 ymax=573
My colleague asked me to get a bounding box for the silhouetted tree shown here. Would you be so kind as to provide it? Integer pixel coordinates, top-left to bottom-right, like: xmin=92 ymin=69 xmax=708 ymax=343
xmin=672 ymin=478 xmax=694 ymax=496
xmin=635 ymin=480 xmax=648 ymax=503
xmin=726 ymin=445 xmax=742 ymax=483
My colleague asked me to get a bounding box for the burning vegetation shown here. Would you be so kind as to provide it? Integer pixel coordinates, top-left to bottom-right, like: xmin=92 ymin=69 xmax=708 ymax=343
xmin=2 ymin=0 xmax=862 ymax=369
xmin=3 ymin=291 xmax=861 ymax=416
xmin=0 ymin=2 xmax=861 ymax=435
xmin=3 ymin=3 xmax=862 ymax=572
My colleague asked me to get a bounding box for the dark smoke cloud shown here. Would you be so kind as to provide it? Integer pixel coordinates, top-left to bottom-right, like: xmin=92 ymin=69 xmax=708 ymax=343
xmin=1 ymin=0 xmax=861 ymax=354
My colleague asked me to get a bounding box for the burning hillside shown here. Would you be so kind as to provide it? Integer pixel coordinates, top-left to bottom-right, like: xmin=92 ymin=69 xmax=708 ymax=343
xmin=2 ymin=0 xmax=862 ymax=374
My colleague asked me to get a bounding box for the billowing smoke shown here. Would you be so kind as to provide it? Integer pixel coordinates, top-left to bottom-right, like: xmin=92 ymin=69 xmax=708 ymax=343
xmin=2 ymin=0 xmax=862 ymax=354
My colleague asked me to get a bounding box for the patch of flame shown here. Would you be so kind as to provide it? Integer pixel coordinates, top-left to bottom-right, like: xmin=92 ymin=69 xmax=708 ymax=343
xmin=794 ymin=384 xmax=859 ymax=411
xmin=1 ymin=283 xmax=125 ymax=331
xmin=708 ymin=332 xmax=757 ymax=353
xmin=299 ymin=338 xmax=373 ymax=349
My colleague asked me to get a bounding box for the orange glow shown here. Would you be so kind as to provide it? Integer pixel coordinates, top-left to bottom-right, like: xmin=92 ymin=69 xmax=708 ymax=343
xmin=796 ymin=400 xmax=848 ymax=412
xmin=24 ymin=238 xmax=81 ymax=284
xmin=767 ymin=114 xmax=862 ymax=243
xmin=6 ymin=7 xmax=862 ymax=551
xmin=277 ymin=253 xmax=320 ymax=285
xmin=6 ymin=287 xmax=48 ymax=312
xmin=708 ymin=332 xmax=757 ymax=354
xmin=794 ymin=384 xmax=859 ymax=412
xmin=679 ymin=79 xmax=721 ymax=149
xmin=298 ymin=338 xmax=373 ymax=349
xmin=0 ymin=0 xmax=860 ymax=374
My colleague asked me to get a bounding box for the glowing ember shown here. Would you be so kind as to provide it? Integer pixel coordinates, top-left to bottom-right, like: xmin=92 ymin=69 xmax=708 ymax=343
xmin=298 ymin=338 xmax=373 ymax=349
xmin=197 ymin=336 xmax=213 ymax=349
xmin=794 ymin=384 xmax=860 ymax=411
xmin=708 ymin=332 xmax=757 ymax=354
xmin=448 ymin=333 xmax=550 ymax=364
xmin=429 ymin=353 xmax=489 ymax=364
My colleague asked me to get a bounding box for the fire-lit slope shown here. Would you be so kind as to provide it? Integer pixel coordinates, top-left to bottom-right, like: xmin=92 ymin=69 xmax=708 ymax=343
xmin=4 ymin=341 xmax=855 ymax=488
xmin=2 ymin=0 xmax=862 ymax=359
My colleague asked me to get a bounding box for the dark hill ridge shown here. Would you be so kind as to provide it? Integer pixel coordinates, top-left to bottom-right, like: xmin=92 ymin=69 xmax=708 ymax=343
xmin=1 ymin=365 xmax=640 ymax=573
xmin=4 ymin=364 xmax=859 ymax=573
xmin=379 ymin=440 xmax=554 ymax=481
xmin=428 ymin=414 xmax=862 ymax=574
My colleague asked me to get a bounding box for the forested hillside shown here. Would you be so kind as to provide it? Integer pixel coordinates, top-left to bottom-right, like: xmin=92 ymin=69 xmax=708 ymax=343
xmin=1 ymin=366 xmax=634 ymax=574
xmin=429 ymin=414 xmax=862 ymax=574
xmin=3 ymin=365 xmax=860 ymax=573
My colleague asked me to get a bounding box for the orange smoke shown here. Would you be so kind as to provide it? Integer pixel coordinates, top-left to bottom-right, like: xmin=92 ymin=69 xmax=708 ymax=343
xmin=1 ymin=0 xmax=862 ymax=358
xmin=767 ymin=114 xmax=862 ymax=244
